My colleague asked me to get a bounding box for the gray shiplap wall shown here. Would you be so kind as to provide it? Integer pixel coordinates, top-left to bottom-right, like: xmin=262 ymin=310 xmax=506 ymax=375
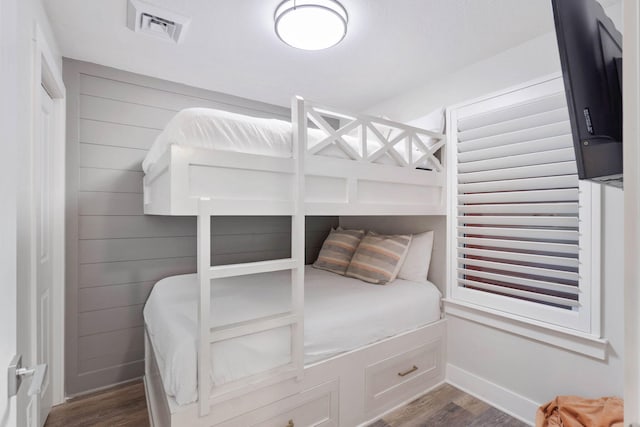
xmin=64 ymin=59 xmax=337 ymax=395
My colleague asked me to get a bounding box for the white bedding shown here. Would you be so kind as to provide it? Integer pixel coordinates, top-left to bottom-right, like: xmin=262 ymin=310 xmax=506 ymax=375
xmin=143 ymin=266 xmax=441 ymax=405
xmin=142 ymin=108 xmax=434 ymax=173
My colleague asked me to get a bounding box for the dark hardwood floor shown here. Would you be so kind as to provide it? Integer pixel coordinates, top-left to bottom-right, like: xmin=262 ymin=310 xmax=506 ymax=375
xmin=44 ymin=380 xmax=149 ymax=427
xmin=370 ymin=383 xmax=528 ymax=427
xmin=44 ymin=380 xmax=526 ymax=427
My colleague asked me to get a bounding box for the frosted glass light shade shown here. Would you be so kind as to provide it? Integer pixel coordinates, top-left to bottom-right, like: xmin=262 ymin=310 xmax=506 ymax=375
xmin=274 ymin=0 xmax=348 ymax=50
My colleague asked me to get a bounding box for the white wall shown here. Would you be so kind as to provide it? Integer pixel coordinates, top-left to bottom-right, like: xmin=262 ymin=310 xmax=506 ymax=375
xmin=367 ymin=2 xmax=625 ymax=423
xmin=0 ymin=0 xmax=61 ymax=424
xmin=0 ymin=0 xmax=19 ymax=424
xmin=369 ymin=3 xmax=622 ymax=122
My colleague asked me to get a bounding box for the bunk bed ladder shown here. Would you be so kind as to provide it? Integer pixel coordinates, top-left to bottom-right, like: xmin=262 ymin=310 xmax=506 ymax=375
xmin=195 ymin=97 xmax=307 ymax=417
xmin=291 ymin=96 xmax=306 ymax=382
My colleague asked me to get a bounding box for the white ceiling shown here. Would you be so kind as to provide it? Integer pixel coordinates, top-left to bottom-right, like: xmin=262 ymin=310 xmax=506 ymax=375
xmin=44 ymin=0 xmax=620 ymax=111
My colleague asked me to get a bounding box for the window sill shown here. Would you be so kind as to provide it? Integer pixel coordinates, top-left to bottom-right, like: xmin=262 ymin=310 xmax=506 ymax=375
xmin=443 ymin=299 xmax=609 ymax=360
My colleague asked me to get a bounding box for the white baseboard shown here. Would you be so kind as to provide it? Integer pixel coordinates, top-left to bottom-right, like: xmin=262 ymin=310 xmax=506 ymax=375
xmin=446 ymin=364 xmax=539 ymax=426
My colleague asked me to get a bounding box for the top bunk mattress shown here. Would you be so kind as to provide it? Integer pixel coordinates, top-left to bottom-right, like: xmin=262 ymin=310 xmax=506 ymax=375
xmin=143 ymin=265 xmax=442 ymax=406
xmin=142 ymin=108 xmax=441 ymax=173
xmin=142 ymin=108 xmax=293 ymax=173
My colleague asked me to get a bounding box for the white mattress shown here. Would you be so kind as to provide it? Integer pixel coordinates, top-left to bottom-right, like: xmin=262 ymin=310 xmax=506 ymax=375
xmin=142 ymin=108 xmax=435 ymax=173
xmin=143 ymin=266 xmax=442 ymax=406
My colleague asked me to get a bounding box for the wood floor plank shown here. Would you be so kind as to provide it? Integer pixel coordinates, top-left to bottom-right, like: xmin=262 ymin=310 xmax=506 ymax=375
xmin=420 ymin=401 xmax=476 ymax=427
xmin=379 ymin=384 xmax=463 ymax=426
xmin=372 ymin=384 xmax=527 ymax=427
xmin=453 ymin=392 xmax=491 ymax=416
xmin=45 ymin=380 xmax=526 ymax=427
xmin=45 ymin=380 xmax=149 ymax=427
xmin=466 ymin=407 xmax=529 ymax=427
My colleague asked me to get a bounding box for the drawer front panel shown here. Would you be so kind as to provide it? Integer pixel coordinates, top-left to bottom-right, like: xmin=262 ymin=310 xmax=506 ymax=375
xmin=221 ymin=380 xmax=339 ymax=427
xmin=365 ymin=338 xmax=443 ymax=414
xmin=251 ymin=393 xmax=332 ymax=427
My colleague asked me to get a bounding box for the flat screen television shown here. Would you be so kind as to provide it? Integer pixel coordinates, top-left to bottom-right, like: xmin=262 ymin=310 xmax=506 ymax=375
xmin=551 ymin=0 xmax=623 ymax=187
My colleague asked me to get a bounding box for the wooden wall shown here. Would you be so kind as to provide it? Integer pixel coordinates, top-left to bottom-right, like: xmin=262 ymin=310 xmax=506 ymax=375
xmin=64 ymin=59 xmax=337 ymax=395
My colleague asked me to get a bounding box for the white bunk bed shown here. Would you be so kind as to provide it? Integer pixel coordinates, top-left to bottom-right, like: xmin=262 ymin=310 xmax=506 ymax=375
xmin=142 ymin=98 xmax=447 ymax=427
xmin=143 ymin=98 xmax=446 ymax=216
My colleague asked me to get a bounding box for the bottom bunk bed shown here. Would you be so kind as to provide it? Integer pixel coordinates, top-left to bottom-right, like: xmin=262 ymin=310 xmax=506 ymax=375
xmin=143 ymin=266 xmax=446 ymax=427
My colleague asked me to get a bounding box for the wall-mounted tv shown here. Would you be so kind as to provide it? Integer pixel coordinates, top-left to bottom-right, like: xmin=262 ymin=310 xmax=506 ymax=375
xmin=552 ymin=0 xmax=623 ymax=187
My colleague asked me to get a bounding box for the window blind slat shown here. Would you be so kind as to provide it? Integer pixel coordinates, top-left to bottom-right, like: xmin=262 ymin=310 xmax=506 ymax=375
xmin=458 ymin=148 xmax=575 ymax=173
xmin=457 ymin=93 xmax=567 ymax=131
xmin=458 ymin=216 xmax=578 ymax=228
xmin=458 ymin=237 xmax=579 ymax=255
xmin=458 ymin=175 xmax=578 ymax=194
xmin=457 ymin=202 xmax=578 ymax=215
xmin=458 ymin=162 xmax=578 ymax=184
xmin=458 ymin=108 xmax=569 ymax=142
xmin=458 ymin=247 xmax=579 ymax=268
xmin=459 ymin=278 xmax=579 ymax=307
xmin=453 ymin=82 xmax=592 ymax=321
xmin=458 ymin=258 xmax=579 ymax=282
xmin=457 ymin=122 xmax=571 ymax=153
xmin=457 ymin=268 xmax=579 ymax=295
xmin=458 ymin=188 xmax=578 ymax=204
xmin=459 ymin=226 xmax=578 ymax=241
xmin=458 ymin=134 xmax=573 ymax=163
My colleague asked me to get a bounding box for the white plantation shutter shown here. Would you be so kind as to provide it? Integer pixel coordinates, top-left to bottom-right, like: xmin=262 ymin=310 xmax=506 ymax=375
xmin=448 ymin=76 xmax=601 ymax=334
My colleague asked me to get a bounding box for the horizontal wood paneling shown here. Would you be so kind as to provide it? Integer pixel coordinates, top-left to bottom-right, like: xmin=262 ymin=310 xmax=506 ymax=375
xmin=77 ymin=353 xmax=145 ymax=377
xmin=79 ymin=143 xmax=146 ymax=171
xmin=79 ymin=216 xmax=196 ymax=240
xmin=80 ymin=119 xmax=160 ymax=150
xmin=79 ymin=257 xmax=197 ymax=288
xmin=78 ymin=327 xmax=145 ymax=361
xmin=74 ymin=361 xmax=146 ymax=392
xmin=79 ymin=237 xmax=197 ymax=264
xmin=213 ymin=250 xmax=292 ymax=266
xmin=65 ymin=59 xmax=336 ymax=394
xmin=79 ymin=168 xmax=143 ymax=193
xmin=78 ymin=305 xmax=144 ymax=337
xmin=80 ymin=95 xmax=173 ymax=129
xmin=78 ymin=73 xmax=290 ymax=121
xmin=79 ymin=192 xmax=144 ymax=216
xmin=78 ymin=282 xmax=155 ymax=313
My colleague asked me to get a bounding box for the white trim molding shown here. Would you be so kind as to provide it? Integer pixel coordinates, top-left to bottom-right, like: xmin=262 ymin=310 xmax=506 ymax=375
xmin=446 ymin=74 xmax=604 ymax=345
xmin=444 ymin=299 xmax=609 ymax=360
xmin=446 ymin=364 xmax=539 ymax=426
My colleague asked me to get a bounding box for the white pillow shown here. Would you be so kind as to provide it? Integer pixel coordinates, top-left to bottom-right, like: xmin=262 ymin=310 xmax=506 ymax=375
xmin=398 ymin=231 xmax=434 ymax=282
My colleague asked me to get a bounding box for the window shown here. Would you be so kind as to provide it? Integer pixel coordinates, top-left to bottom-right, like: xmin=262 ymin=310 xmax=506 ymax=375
xmin=447 ymin=75 xmax=601 ymax=336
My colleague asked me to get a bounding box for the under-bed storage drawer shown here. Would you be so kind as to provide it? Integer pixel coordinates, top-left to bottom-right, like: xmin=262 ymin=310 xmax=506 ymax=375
xmin=364 ymin=338 xmax=443 ymax=415
xmin=218 ymin=380 xmax=339 ymax=427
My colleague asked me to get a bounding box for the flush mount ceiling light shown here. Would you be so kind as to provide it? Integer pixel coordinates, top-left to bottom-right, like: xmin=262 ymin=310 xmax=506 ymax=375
xmin=274 ymin=0 xmax=348 ymax=50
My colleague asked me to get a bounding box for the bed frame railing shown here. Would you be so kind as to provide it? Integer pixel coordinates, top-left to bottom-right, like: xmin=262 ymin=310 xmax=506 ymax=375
xmin=302 ymin=99 xmax=445 ymax=171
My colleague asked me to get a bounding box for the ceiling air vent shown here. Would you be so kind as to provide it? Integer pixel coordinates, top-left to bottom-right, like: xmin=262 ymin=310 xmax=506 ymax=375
xmin=127 ymin=0 xmax=191 ymax=44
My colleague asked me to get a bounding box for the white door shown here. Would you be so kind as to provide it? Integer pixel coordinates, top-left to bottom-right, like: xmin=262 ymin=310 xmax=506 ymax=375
xmin=15 ymin=86 xmax=56 ymax=427
xmin=34 ymin=85 xmax=55 ymax=426
xmin=18 ymin=86 xmax=55 ymax=427
xmin=0 ymin=103 xmax=19 ymax=425
xmin=1 ymin=0 xmax=18 ymax=424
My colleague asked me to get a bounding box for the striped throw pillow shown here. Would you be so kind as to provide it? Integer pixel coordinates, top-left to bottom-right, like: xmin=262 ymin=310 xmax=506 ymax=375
xmin=313 ymin=228 xmax=365 ymax=275
xmin=346 ymin=232 xmax=413 ymax=285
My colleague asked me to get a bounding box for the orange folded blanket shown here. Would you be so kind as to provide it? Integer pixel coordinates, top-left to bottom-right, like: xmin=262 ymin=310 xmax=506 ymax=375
xmin=536 ymin=395 xmax=623 ymax=427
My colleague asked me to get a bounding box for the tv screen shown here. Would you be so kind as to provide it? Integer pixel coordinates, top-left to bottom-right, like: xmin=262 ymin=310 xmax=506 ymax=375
xmin=552 ymin=0 xmax=623 ymax=187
